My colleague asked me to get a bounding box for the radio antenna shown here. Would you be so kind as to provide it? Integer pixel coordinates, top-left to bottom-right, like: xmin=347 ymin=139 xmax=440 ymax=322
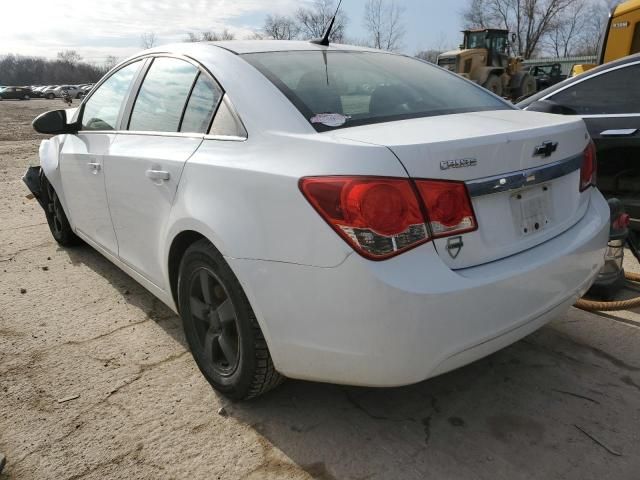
xmin=310 ymin=0 xmax=343 ymax=46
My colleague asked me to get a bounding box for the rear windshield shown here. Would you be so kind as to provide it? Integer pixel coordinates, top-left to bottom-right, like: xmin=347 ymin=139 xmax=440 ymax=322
xmin=242 ymin=50 xmax=511 ymax=131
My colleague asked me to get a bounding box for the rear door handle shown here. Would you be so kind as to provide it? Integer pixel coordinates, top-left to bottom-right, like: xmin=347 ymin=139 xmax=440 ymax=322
xmin=146 ymin=169 xmax=170 ymax=181
xmin=600 ymin=128 xmax=638 ymax=137
xmin=87 ymin=162 xmax=101 ymax=172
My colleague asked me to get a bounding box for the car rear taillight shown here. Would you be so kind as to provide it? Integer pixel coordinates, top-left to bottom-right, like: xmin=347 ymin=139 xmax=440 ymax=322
xmin=580 ymin=140 xmax=597 ymax=192
xmin=300 ymin=177 xmax=429 ymax=259
xmin=414 ymin=180 xmax=477 ymax=238
xmin=299 ymin=176 xmax=477 ymax=259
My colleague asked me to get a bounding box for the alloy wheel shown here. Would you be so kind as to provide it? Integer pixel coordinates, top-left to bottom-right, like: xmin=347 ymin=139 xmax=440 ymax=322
xmin=188 ymin=268 xmax=240 ymax=376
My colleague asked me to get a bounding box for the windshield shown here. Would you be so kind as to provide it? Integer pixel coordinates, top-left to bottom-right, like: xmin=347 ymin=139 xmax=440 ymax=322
xmin=466 ymin=32 xmax=488 ymax=49
xmin=243 ymin=51 xmax=511 ymax=131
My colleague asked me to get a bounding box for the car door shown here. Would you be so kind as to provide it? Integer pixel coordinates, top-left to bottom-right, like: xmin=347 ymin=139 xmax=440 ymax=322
xmin=105 ymin=56 xmax=223 ymax=289
xmin=546 ymin=61 xmax=640 ymax=165
xmin=59 ymin=60 xmax=145 ymax=255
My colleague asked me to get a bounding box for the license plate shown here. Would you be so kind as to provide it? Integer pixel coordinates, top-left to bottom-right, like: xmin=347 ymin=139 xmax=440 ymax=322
xmin=511 ymin=185 xmax=552 ymax=236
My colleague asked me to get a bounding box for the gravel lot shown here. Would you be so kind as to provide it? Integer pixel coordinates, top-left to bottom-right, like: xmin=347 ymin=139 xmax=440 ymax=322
xmin=1 ymin=99 xmax=640 ymax=480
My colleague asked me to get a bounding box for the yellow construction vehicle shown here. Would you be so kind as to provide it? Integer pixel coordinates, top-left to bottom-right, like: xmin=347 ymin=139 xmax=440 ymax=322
xmin=437 ymin=29 xmax=537 ymax=101
xmin=571 ymin=0 xmax=640 ymax=76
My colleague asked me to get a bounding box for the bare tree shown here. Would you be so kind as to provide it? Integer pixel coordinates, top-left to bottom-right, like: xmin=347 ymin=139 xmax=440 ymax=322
xmin=295 ymin=0 xmax=348 ymax=42
xmin=574 ymin=1 xmax=611 ymax=56
xmin=462 ymin=0 xmax=581 ymax=59
xmin=103 ymin=55 xmax=119 ymax=71
xmin=415 ymin=50 xmax=443 ymax=63
xmin=57 ymin=50 xmax=82 ymax=64
xmin=363 ymin=0 xmax=406 ymax=51
xmin=246 ymin=31 xmax=266 ymax=40
xmin=263 ymin=14 xmax=300 ymax=40
xmin=415 ymin=33 xmax=453 ymax=63
xmin=185 ymin=29 xmax=235 ymax=42
xmin=541 ymin=1 xmax=611 ymax=57
xmin=140 ymin=32 xmax=157 ymax=49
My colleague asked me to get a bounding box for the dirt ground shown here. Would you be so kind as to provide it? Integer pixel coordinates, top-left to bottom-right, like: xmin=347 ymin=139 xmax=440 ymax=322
xmin=1 ymin=99 xmax=640 ymax=480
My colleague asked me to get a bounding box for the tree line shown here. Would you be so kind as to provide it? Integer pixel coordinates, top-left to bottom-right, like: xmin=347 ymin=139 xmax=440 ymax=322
xmin=0 ymin=50 xmax=107 ymax=86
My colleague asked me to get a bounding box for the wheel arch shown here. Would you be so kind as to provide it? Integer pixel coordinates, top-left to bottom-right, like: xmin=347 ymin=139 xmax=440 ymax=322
xmin=167 ymin=229 xmax=209 ymax=309
xmin=166 ymin=227 xmax=278 ymax=363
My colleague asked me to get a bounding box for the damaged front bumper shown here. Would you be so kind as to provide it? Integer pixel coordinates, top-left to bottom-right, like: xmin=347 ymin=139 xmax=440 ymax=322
xmin=22 ymin=165 xmax=45 ymax=210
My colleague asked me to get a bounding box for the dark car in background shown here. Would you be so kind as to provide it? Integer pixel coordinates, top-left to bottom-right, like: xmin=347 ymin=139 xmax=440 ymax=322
xmin=0 ymin=86 xmax=32 ymax=100
xmin=527 ymin=63 xmax=567 ymax=90
xmin=518 ymin=54 xmax=640 ymax=233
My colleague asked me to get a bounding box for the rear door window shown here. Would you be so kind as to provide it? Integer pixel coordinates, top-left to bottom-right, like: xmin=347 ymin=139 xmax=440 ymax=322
xmin=180 ymin=73 xmax=223 ymax=134
xmin=128 ymin=57 xmax=198 ymax=132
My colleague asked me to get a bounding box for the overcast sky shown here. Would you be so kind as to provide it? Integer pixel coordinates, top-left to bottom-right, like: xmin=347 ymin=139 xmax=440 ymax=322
xmin=1 ymin=0 xmax=466 ymax=64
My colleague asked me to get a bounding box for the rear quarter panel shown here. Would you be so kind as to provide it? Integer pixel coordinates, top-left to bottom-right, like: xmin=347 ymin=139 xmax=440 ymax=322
xmin=165 ymin=133 xmax=408 ymax=268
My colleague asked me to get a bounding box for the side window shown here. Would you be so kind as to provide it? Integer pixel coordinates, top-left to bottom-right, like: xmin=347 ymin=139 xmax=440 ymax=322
xmin=82 ymin=61 xmax=142 ymax=131
xmin=128 ymin=58 xmax=198 ymax=132
xmin=550 ymin=64 xmax=640 ymax=115
xmin=180 ymin=73 xmax=223 ymax=134
xmin=210 ymin=96 xmax=248 ymax=138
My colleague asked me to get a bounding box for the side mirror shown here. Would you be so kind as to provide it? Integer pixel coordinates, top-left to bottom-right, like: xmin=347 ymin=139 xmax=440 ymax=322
xmin=32 ymin=109 xmax=78 ymax=135
xmin=526 ymin=99 xmax=577 ymax=115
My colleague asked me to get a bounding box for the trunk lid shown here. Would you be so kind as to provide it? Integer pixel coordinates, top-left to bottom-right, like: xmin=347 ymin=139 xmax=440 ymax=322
xmin=334 ymin=110 xmax=591 ymax=269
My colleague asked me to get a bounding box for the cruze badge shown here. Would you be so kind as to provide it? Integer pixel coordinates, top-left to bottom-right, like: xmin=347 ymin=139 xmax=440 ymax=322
xmin=440 ymin=158 xmax=477 ymax=170
xmin=446 ymin=236 xmax=464 ymax=259
xmin=533 ymin=141 xmax=558 ymax=158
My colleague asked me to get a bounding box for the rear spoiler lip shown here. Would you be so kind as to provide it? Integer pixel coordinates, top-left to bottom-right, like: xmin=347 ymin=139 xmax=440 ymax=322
xmin=22 ymin=165 xmax=46 ymax=210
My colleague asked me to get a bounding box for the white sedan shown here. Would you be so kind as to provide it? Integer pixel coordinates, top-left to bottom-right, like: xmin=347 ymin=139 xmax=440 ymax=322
xmin=25 ymin=41 xmax=609 ymax=399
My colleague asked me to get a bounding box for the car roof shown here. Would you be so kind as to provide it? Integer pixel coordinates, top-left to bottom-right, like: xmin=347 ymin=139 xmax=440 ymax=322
xmin=518 ymin=53 xmax=640 ymax=108
xmin=207 ymin=40 xmax=383 ymax=55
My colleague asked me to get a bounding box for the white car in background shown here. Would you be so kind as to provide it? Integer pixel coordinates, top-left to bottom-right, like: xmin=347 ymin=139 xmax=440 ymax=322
xmin=25 ymin=41 xmax=609 ymax=400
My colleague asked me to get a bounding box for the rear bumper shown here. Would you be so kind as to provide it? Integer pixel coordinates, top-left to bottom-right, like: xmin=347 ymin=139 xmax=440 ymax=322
xmin=228 ymin=188 xmax=610 ymax=387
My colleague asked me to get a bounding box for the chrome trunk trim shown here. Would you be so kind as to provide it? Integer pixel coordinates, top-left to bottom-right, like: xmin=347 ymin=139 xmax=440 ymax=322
xmin=466 ymin=153 xmax=583 ymax=198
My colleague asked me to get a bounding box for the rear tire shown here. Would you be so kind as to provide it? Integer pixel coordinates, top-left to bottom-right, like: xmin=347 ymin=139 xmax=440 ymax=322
xmin=40 ymin=174 xmax=81 ymax=247
xmin=483 ymin=75 xmax=503 ymax=97
xmin=178 ymin=239 xmax=283 ymax=400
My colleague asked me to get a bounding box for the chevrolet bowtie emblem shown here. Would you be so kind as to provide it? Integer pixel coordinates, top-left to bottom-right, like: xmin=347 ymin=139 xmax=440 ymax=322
xmin=533 ymin=141 xmax=558 ymax=158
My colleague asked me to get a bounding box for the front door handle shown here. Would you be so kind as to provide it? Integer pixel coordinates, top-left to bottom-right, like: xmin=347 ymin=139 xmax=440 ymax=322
xmin=87 ymin=162 xmax=101 ymax=173
xmin=146 ymin=169 xmax=170 ymax=181
xmin=600 ymin=128 xmax=638 ymax=137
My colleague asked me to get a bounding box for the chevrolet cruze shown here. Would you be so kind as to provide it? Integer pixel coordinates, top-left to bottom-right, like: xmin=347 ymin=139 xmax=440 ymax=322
xmin=24 ymin=41 xmax=609 ymax=399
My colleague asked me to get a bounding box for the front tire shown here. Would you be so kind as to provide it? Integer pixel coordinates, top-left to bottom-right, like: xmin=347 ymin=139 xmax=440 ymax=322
xmin=513 ymin=74 xmax=537 ymax=101
xmin=178 ymin=240 xmax=283 ymax=400
xmin=40 ymin=174 xmax=81 ymax=247
xmin=483 ymin=74 xmax=503 ymax=97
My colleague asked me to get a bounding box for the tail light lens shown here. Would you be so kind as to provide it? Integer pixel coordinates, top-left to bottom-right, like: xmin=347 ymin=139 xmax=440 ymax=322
xmin=300 ymin=177 xmax=429 ymax=259
xmin=580 ymin=140 xmax=597 ymax=192
xmin=300 ymin=176 xmax=477 ymax=259
xmin=414 ymin=180 xmax=477 ymax=238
